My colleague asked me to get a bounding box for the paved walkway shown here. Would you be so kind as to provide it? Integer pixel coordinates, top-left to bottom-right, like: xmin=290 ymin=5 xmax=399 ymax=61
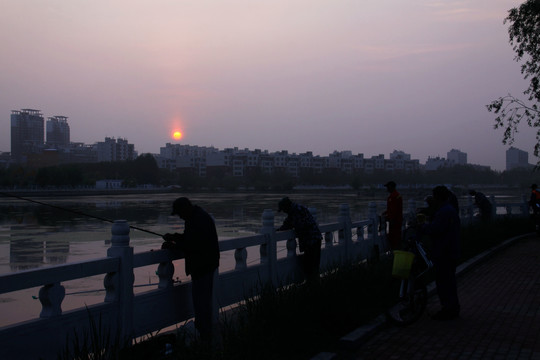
xmin=335 ymin=235 xmax=540 ymax=360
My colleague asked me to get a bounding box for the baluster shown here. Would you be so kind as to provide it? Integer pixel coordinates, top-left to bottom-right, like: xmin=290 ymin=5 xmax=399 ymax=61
xmin=39 ymin=282 xmax=65 ymax=318
xmin=368 ymin=201 xmax=378 ymax=240
xmin=260 ymin=209 xmax=275 ymax=265
xmin=104 ymin=271 xmax=117 ymax=302
xmin=338 ymin=204 xmax=351 ymax=245
xmin=260 ymin=243 xmax=268 ymax=264
xmin=468 ymin=196 xmax=474 ymax=223
xmin=522 ymin=194 xmax=529 ymax=215
xmin=368 ymin=201 xmax=380 ymax=260
xmin=235 ymin=248 xmax=247 ymax=270
xmin=357 ymin=226 xmax=364 ymax=241
xmin=286 ymin=237 xmax=297 ymax=257
xmin=324 ymin=231 xmax=333 ymax=248
xmin=157 ymin=261 xmax=175 ymax=289
xmin=407 ymin=198 xmax=416 ymax=227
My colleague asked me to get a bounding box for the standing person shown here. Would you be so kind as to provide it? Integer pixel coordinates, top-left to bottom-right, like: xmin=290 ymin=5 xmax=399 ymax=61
xmin=277 ymin=197 xmax=322 ymax=284
xmin=529 ymin=184 xmax=540 ymax=215
xmin=382 ymin=181 xmax=403 ymax=250
xmin=423 ymin=186 xmax=461 ymax=321
xmin=529 ymin=184 xmax=540 ymax=233
xmin=162 ymin=197 xmax=220 ymax=342
xmin=469 ymin=190 xmax=492 ymax=222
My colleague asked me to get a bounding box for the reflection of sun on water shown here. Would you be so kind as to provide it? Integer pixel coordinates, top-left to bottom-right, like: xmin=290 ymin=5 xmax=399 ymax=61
xmin=173 ymin=131 xmax=182 ymax=140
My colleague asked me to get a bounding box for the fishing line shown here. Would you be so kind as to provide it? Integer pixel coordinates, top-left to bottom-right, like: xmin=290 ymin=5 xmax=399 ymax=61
xmin=1 ymin=191 xmax=164 ymax=237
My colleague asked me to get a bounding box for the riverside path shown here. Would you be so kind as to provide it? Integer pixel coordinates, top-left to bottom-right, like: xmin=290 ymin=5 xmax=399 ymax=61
xmin=335 ymin=235 xmax=540 ymax=360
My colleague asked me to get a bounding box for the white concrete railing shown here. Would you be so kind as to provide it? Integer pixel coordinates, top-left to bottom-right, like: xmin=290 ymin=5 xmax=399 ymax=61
xmin=0 ymin=198 xmax=530 ymax=359
xmin=0 ymin=202 xmax=383 ymax=360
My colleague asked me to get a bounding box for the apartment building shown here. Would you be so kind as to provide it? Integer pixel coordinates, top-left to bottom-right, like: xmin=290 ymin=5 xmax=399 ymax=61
xmin=506 ymin=146 xmax=532 ymax=170
xmin=10 ymin=109 xmax=44 ymax=163
xmin=95 ymin=137 xmax=137 ymax=162
xmin=158 ymin=144 xmax=420 ymax=177
xmin=46 ymin=116 xmax=70 ymax=148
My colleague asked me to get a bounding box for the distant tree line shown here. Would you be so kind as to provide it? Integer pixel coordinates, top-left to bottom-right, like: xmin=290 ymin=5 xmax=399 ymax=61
xmin=0 ymin=155 xmax=538 ymax=191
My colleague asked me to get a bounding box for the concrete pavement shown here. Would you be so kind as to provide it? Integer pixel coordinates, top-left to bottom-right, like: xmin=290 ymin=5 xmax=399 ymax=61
xmin=317 ymin=234 xmax=540 ymax=360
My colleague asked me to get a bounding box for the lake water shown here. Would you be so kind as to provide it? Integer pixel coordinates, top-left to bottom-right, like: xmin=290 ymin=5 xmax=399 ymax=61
xmin=0 ymin=189 xmax=526 ymax=327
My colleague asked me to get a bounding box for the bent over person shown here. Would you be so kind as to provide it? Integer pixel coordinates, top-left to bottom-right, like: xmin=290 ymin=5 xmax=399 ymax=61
xmin=277 ymin=197 xmax=322 ymax=284
xmin=162 ymin=197 xmax=220 ymax=342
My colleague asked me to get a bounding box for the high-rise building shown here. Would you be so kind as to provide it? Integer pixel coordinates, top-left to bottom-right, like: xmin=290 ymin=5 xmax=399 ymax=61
xmin=11 ymin=109 xmax=44 ymax=163
xmin=506 ymin=146 xmax=531 ymax=170
xmin=447 ymin=149 xmax=467 ymax=165
xmin=46 ymin=116 xmax=70 ymax=148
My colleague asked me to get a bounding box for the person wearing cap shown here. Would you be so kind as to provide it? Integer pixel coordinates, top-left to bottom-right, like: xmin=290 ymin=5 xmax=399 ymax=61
xmin=162 ymin=197 xmax=220 ymax=342
xmin=382 ymin=181 xmax=403 ymax=250
xmin=277 ymin=197 xmax=322 ymax=284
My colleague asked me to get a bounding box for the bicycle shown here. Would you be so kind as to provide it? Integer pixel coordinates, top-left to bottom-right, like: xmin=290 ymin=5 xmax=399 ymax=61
xmin=384 ymin=225 xmax=433 ymax=326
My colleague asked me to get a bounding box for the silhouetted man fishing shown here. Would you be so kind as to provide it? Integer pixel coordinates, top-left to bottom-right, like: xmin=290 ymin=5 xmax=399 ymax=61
xmin=162 ymin=197 xmax=220 ymax=342
xmin=276 ymin=197 xmax=322 ymax=285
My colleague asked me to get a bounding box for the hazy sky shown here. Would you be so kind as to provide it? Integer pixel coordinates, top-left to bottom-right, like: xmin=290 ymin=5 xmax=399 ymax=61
xmin=1 ymin=0 xmax=535 ymax=171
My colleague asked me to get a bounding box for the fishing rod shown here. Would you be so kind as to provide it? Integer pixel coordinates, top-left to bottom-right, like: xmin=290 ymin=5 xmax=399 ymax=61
xmin=1 ymin=191 xmax=164 ymax=237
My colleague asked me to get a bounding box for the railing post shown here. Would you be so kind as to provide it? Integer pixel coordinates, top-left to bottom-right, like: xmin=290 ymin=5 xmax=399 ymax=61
xmin=368 ymin=201 xmax=378 ymax=242
xmin=260 ymin=209 xmax=277 ymax=287
xmin=468 ymin=196 xmax=474 ymax=223
xmin=309 ymin=206 xmax=322 ymax=251
xmin=338 ymin=204 xmax=352 ymax=259
xmin=368 ymin=201 xmax=380 ymax=260
xmin=324 ymin=231 xmax=333 ymax=248
xmin=521 ymin=194 xmax=529 ymax=216
xmin=490 ymin=195 xmax=496 ymax=219
xmin=104 ymin=220 xmax=134 ymax=343
xmin=407 ymin=198 xmax=416 ymax=226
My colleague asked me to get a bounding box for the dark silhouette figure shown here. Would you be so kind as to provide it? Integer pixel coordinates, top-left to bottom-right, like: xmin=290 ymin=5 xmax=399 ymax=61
xmin=469 ymin=190 xmax=492 ymax=222
xmin=277 ymin=197 xmax=322 ymax=284
xmin=529 ymin=184 xmax=540 ymax=215
xmin=423 ymin=186 xmax=461 ymax=321
xmin=382 ymin=181 xmax=403 ymax=250
xmin=162 ymin=197 xmax=220 ymax=341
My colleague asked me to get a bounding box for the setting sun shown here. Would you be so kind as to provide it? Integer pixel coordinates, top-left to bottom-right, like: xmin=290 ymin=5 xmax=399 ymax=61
xmin=172 ymin=131 xmax=182 ymax=140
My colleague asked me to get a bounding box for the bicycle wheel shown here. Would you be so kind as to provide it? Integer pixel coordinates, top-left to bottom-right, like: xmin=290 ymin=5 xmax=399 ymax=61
xmin=385 ymin=278 xmax=428 ymax=326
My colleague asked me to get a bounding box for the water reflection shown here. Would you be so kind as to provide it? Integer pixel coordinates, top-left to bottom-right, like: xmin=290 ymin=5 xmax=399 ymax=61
xmin=0 ymin=192 xmax=377 ymax=273
xmin=1 ymin=190 xmax=524 ymax=273
xmin=10 ymin=236 xmax=69 ymax=271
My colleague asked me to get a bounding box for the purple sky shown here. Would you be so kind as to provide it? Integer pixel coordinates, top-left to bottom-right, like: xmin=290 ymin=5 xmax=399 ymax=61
xmin=1 ymin=1 xmax=534 ymax=171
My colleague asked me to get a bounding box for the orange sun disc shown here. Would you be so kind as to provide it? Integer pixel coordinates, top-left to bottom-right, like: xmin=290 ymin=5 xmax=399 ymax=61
xmin=173 ymin=131 xmax=182 ymax=140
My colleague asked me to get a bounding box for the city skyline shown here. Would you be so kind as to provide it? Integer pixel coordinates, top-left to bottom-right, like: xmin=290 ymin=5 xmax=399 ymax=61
xmin=1 ymin=1 xmax=536 ymax=172
xmin=5 ymin=107 xmax=534 ymax=171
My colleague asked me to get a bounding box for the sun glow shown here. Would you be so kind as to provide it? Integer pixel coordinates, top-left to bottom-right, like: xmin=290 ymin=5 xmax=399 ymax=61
xmin=172 ymin=131 xmax=182 ymax=140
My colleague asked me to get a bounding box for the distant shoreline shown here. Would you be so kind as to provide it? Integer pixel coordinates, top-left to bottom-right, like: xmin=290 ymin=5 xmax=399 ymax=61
xmin=0 ymin=188 xmax=182 ymax=198
xmin=0 ymin=183 xmax=524 ymax=199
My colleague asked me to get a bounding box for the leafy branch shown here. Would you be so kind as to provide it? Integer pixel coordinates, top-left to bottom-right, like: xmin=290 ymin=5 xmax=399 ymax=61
xmin=487 ymin=94 xmax=540 ymax=158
